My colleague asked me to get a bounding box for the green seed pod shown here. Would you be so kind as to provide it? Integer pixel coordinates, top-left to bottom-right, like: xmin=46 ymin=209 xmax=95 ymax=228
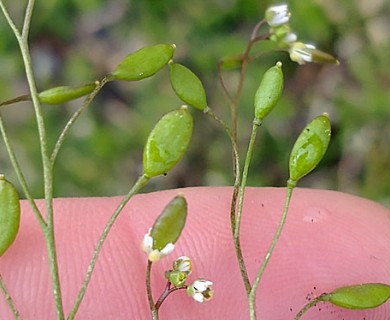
xmin=324 ymin=283 xmax=390 ymax=309
xmin=143 ymin=105 xmax=193 ymax=178
xmin=169 ymin=62 xmax=207 ymax=110
xmin=111 ymin=44 xmax=175 ymax=81
xmin=38 ymin=83 xmax=96 ymax=105
xmin=289 ymin=113 xmax=331 ymax=182
xmin=0 ymin=175 xmax=20 ymax=257
xmin=150 ymin=194 xmax=187 ymax=251
xmin=254 ymin=61 xmax=284 ymax=121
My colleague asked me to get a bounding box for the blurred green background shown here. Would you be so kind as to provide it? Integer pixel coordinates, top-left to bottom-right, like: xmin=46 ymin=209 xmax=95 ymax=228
xmin=0 ymin=0 xmax=389 ymax=205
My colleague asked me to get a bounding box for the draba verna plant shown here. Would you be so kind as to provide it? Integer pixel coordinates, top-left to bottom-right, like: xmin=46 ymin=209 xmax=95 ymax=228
xmin=0 ymin=1 xmax=389 ymax=319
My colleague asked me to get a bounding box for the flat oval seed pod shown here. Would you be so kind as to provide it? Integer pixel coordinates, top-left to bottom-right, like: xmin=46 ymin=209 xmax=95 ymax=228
xmin=151 ymin=194 xmax=187 ymax=250
xmin=38 ymin=83 xmax=96 ymax=105
xmin=289 ymin=113 xmax=331 ymax=182
xmin=169 ymin=62 xmax=207 ymax=110
xmin=254 ymin=61 xmax=283 ymax=121
xmin=143 ymin=106 xmax=193 ymax=178
xmin=324 ymin=283 xmax=390 ymax=309
xmin=0 ymin=175 xmax=20 ymax=257
xmin=112 ymin=44 xmax=175 ymax=81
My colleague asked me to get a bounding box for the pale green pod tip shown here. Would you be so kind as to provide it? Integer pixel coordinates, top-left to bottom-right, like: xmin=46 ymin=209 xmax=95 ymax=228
xmin=143 ymin=105 xmax=193 ymax=178
xmin=289 ymin=113 xmax=331 ymax=182
xmin=150 ymin=194 xmax=188 ymax=250
xmin=111 ymin=43 xmax=175 ymax=81
xmin=324 ymin=283 xmax=390 ymax=309
xmin=0 ymin=177 xmax=20 ymax=257
xmin=169 ymin=62 xmax=207 ymax=110
xmin=254 ymin=61 xmax=284 ymax=121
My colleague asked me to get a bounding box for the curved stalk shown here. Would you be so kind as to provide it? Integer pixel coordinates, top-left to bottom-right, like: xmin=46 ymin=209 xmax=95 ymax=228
xmin=234 ymin=119 xmax=261 ymax=295
xmin=50 ymin=76 xmax=113 ymax=164
xmin=146 ymin=261 xmax=159 ymax=320
xmin=248 ymin=180 xmax=296 ymax=319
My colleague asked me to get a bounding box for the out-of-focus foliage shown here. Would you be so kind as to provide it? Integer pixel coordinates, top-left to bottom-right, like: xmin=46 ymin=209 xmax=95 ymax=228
xmin=0 ymin=0 xmax=389 ymax=206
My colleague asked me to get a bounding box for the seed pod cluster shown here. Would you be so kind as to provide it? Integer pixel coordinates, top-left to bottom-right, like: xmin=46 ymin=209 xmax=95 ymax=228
xmin=0 ymin=175 xmax=20 ymax=257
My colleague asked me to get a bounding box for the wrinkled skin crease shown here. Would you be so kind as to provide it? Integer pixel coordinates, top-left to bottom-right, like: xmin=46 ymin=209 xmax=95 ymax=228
xmin=0 ymin=187 xmax=389 ymax=319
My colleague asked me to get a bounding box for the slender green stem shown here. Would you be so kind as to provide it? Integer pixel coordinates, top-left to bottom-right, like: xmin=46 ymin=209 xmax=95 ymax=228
xmin=67 ymin=174 xmax=150 ymax=320
xmin=294 ymin=294 xmax=327 ymax=320
xmin=0 ymin=112 xmax=46 ymax=228
xmin=248 ymin=180 xmax=296 ymax=320
xmin=21 ymin=0 xmax=35 ymax=40
xmin=0 ymin=273 xmax=21 ymax=320
xmin=1 ymin=1 xmax=65 ymax=317
xmin=234 ymin=119 xmax=261 ymax=296
xmin=146 ymin=260 xmax=159 ymax=320
xmin=50 ymin=76 xmax=113 ymax=164
xmin=0 ymin=1 xmax=20 ymax=36
xmin=203 ymin=107 xmax=241 ymax=190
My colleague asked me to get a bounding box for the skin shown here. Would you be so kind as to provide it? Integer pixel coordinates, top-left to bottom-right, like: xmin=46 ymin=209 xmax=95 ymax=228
xmin=0 ymin=186 xmax=390 ymax=319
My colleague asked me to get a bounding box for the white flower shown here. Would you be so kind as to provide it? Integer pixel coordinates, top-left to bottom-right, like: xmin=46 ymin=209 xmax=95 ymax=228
xmin=173 ymin=256 xmax=192 ymax=273
xmin=289 ymin=42 xmax=316 ymax=65
xmin=141 ymin=228 xmax=175 ymax=262
xmin=265 ymin=4 xmax=291 ymax=27
xmin=187 ymin=279 xmax=214 ymax=303
xmin=283 ymin=32 xmax=298 ymax=44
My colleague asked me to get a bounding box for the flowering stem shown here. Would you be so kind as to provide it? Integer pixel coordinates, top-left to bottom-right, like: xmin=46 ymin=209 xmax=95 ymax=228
xmin=146 ymin=260 xmax=159 ymax=320
xmin=234 ymin=119 xmax=261 ymax=296
xmin=0 ymin=273 xmax=21 ymax=320
xmin=217 ymin=19 xmax=267 ymax=141
xmin=248 ymin=180 xmax=296 ymax=319
xmin=155 ymin=282 xmax=186 ymax=310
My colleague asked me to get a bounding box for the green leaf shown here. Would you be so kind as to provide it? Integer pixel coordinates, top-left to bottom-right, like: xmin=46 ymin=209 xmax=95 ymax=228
xmin=289 ymin=113 xmax=331 ymax=182
xmin=143 ymin=106 xmax=193 ymax=178
xmin=0 ymin=175 xmax=20 ymax=257
xmin=111 ymin=43 xmax=175 ymax=81
xmin=38 ymin=83 xmax=96 ymax=105
xmin=324 ymin=283 xmax=390 ymax=309
xmin=254 ymin=61 xmax=284 ymax=121
xmin=169 ymin=62 xmax=207 ymax=110
xmin=151 ymin=194 xmax=187 ymax=250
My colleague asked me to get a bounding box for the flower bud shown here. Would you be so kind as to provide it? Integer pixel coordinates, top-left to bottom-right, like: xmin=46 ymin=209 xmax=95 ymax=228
xmin=289 ymin=113 xmax=331 ymax=182
xmin=265 ymin=4 xmax=291 ymax=27
xmin=172 ymin=256 xmax=192 ymax=273
xmin=324 ymin=283 xmax=390 ymax=309
xmin=165 ymin=270 xmax=188 ymax=288
xmin=169 ymin=62 xmax=207 ymax=110
xmin=38 ymin=83 xmax=96 ymax=105
xmin=254 ymin=62 xmax=284 ymax=121
xmin=0 ymin=175 xmax=20 ymax=256
xmin=111 ymin=44 xmax=175 ymax=81
xmin=143 ymin=106 xmax=193 ymax=178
